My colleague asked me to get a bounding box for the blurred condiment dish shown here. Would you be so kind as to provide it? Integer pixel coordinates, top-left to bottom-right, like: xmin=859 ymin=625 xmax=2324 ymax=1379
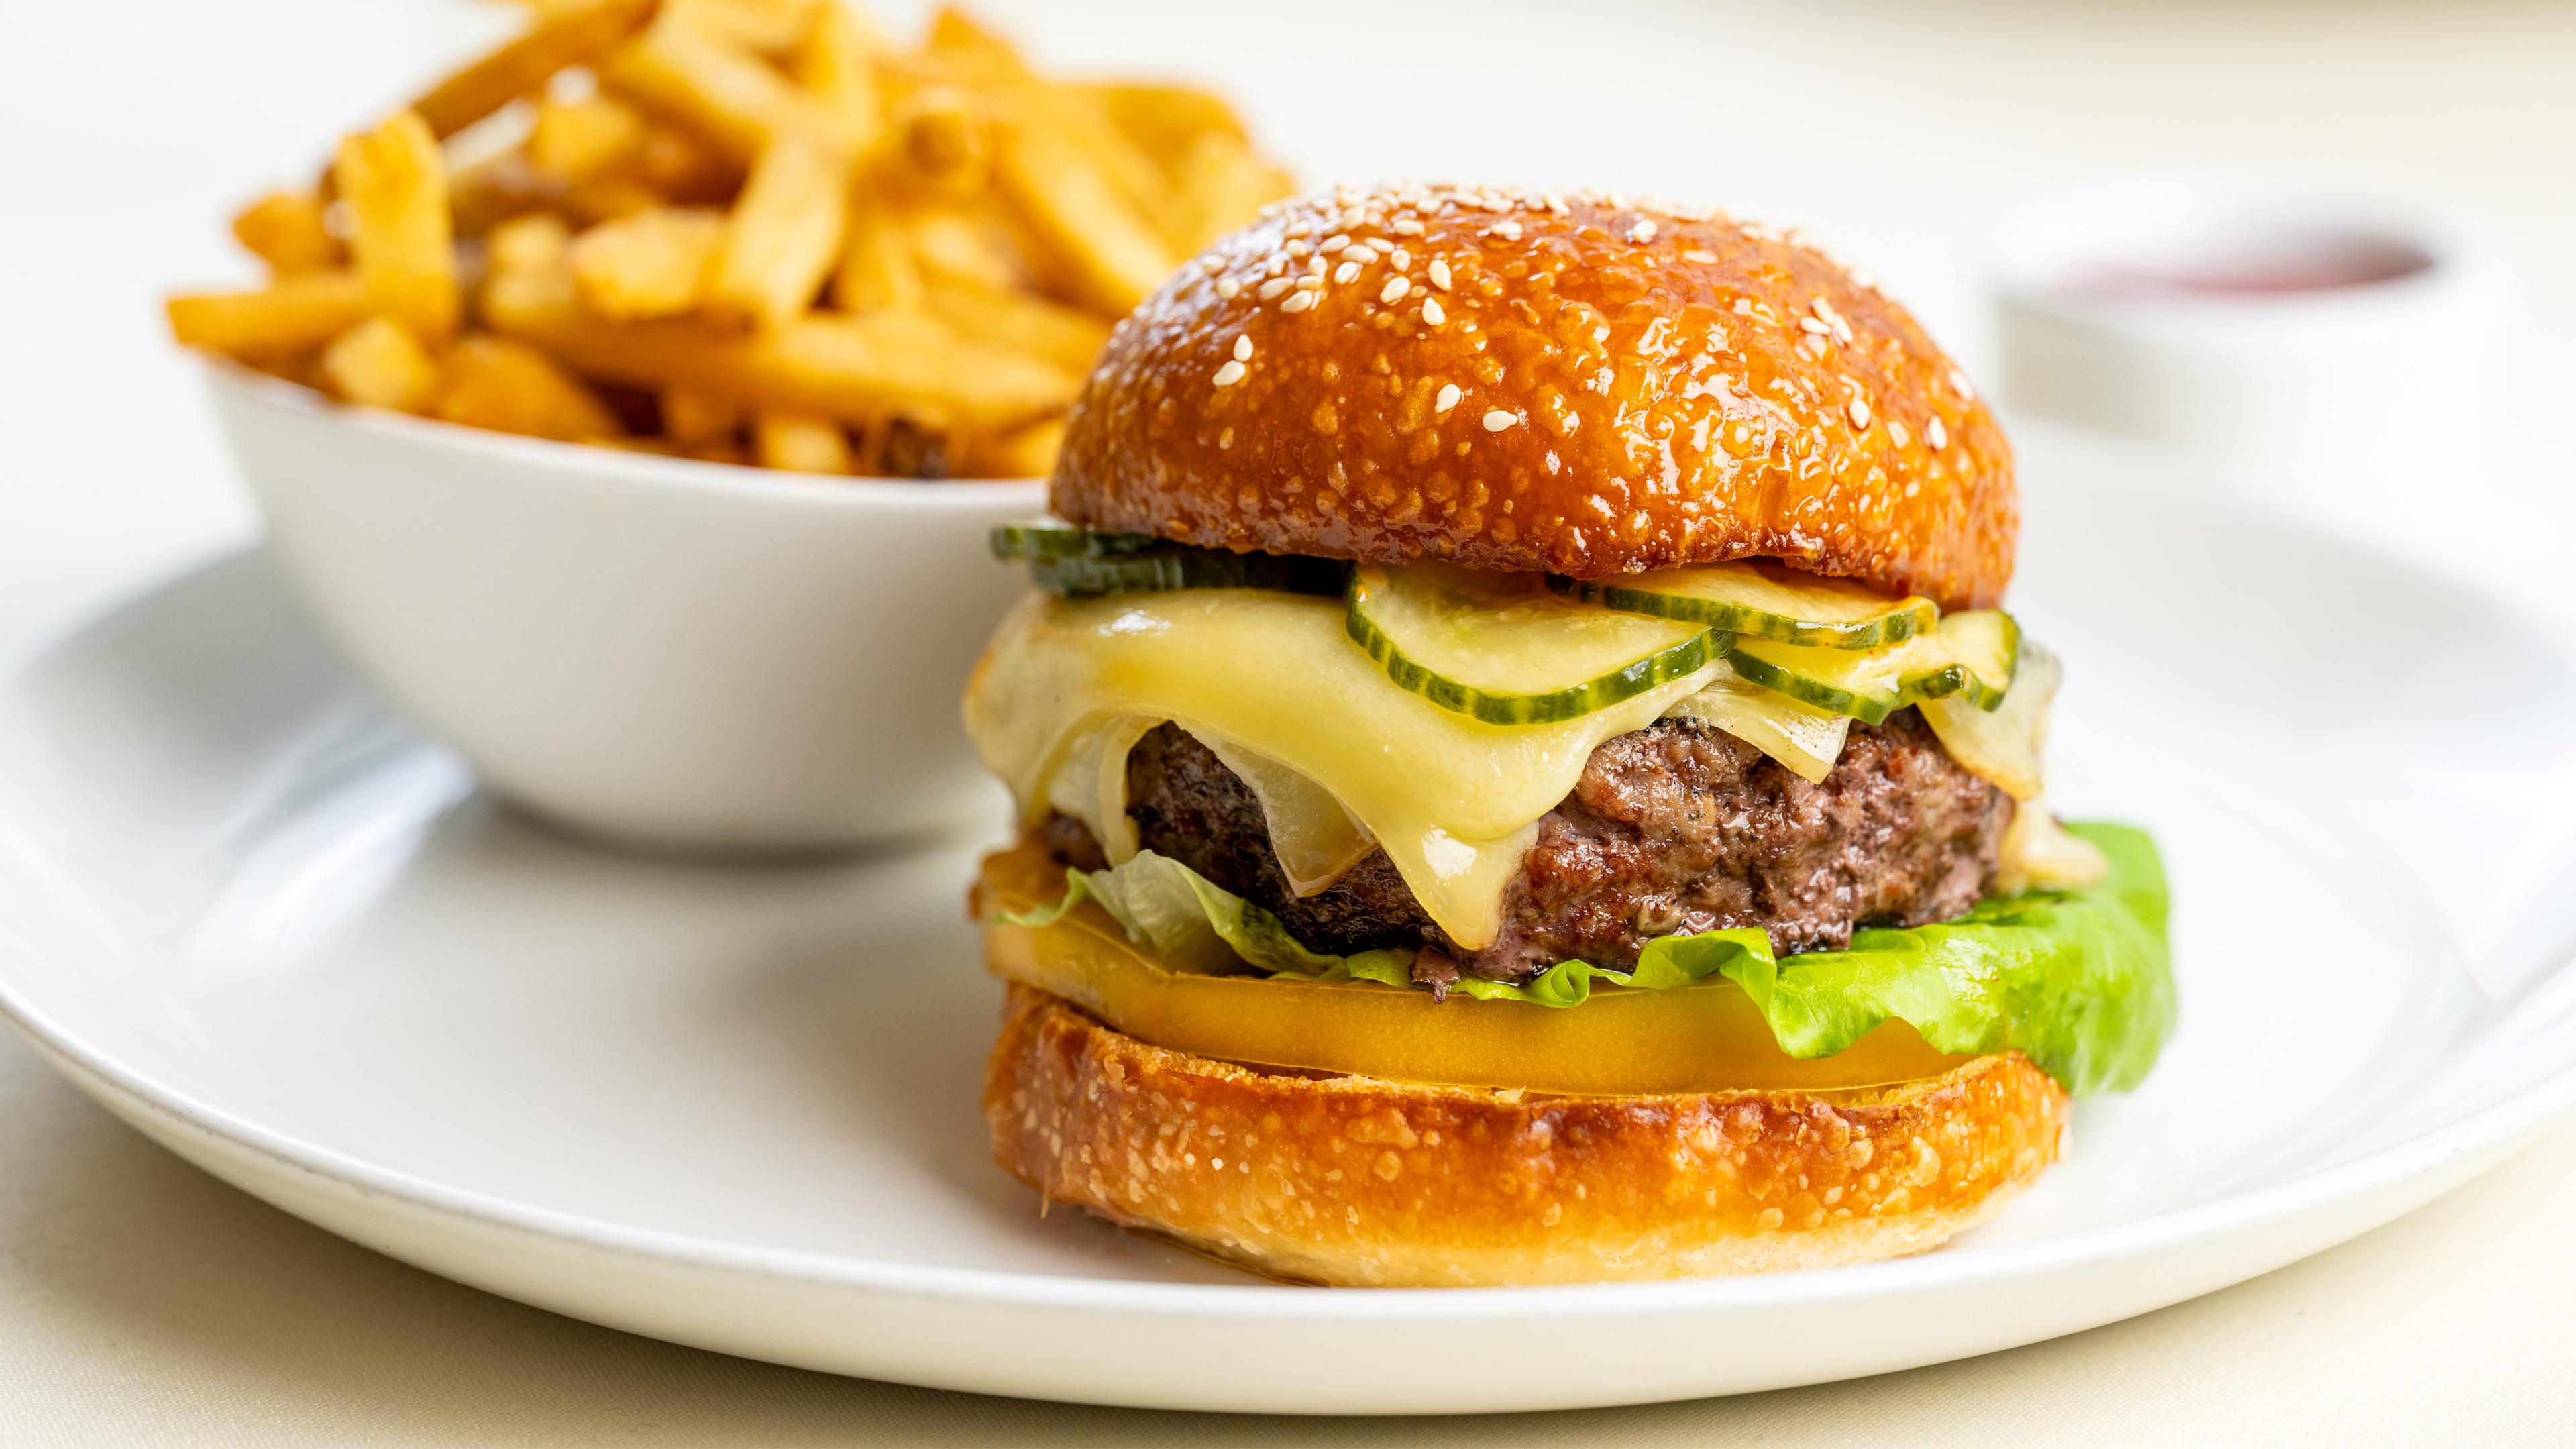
xmin=1990 ymin=174 xmax=2506 ymax=535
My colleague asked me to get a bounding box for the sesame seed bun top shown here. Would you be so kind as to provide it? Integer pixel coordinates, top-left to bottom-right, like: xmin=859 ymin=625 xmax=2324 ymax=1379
xmin=1048 ymin=184 xmax=2018 ymax=610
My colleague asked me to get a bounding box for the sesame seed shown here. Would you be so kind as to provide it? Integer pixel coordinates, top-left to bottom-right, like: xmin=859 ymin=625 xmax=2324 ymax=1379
xmin=1380 ymin=276 xmax=1410 ymax=304
xmin=1281 ymin=291 xmax=1315 ymax=313
xmin=1927 ymin=416 xmax=1948 ymax=449
xmin=1390 ymin=248 xmax=1411 ymax=270
xmin=1347 ymin=244 xmax=1380 ymax=264
xmin=1482 ymin=409 xmax=1517 ymax=432
xmin=1684 ymin=248 xmax=1717 ymax=264
xmin=1800 ymin=317 xmax=1831 ymax=335
xmin=1296 ymin=274 xmax=1323 ymax=290
xmin=1320 ymin=234 xmax=1351 ymax=254
xmin=1428 ymin=258 xmax=1452 ymax=290
xmin=1258 ymin=276 xmax=1293 ymax=300
xmin=1213 ymin=360 xmax=1246 ymax=386
xmin=1950 ymin=367 xmax=1976 ymax=399
xmin=1334 ymin=260 xmax=1361 ymax=284
xmin=1436 ymin=383 xmax=1461 ymax=413
xmin=1491 ymin=220 xmax=1522 ymax=240
xmin=1627 ymin=218 xmax=1658 ymax=244
xmin=1233 ymin=335 xmax=1252 ymax=362
xmin=1847 ymin=397 xmax=1871 ymax=429
xmin=1421 ymin=298 xmax=1446 ymax=325
xmin=1215 ymin=278 xmax=1241 ymax=299
xmin=1886 ymin=419 xmax=1910 ymax=447
xmin=1218 ymin=427 xmax=1234 ymax=449
xmin=1391 ymin=217 xmax=1425 ymax=235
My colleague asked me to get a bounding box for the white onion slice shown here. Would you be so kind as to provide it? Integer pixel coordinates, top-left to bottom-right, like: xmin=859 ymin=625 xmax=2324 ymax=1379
xmin=1660 ymin=661 xmax=1854 ymax=782
xmin=1920 ymin=639 xmax=2060 ymax=801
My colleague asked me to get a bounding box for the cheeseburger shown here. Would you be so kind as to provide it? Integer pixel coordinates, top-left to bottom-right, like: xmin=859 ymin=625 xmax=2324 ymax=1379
xmin=964 ymin=184 xmax=2172 ymax=1287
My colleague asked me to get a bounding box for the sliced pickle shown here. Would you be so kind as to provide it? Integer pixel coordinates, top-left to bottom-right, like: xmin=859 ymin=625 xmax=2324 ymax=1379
xmin=1032 ymin=549 xmax=1346 ymax=596
xmin=1552 ymin=561 xmax=1938 ymax=649
xmin=1729 ymin=610 xmax=2020 ymax=724
xmin=989 ymin=523 xmax=1165 ymax=561
xmin=1345 ymin=562 xmax=1721 ymax=726
xmin=1662 ymin=663 xmax=1855 ymax=782
xmin=996 ymin=522 xmax=1346 ymax=596
xmin=1921 ymin=639 xmax=2061 ymax=800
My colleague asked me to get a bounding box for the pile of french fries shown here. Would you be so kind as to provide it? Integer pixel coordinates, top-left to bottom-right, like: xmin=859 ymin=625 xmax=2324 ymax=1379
xmin=167 ymin=0 xmax=1291 ymax=478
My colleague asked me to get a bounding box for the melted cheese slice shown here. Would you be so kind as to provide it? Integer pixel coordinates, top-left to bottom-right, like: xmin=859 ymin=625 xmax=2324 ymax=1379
xmin=964 ymin=590 xmax=1723 ymax=949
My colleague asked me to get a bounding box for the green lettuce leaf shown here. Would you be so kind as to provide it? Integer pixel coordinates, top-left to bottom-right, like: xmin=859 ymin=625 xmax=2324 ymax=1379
xmin=999 ymin=822 xmax=2174 ymax=1097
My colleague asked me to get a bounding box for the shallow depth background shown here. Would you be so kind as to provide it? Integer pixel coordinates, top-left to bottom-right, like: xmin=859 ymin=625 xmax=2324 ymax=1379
xmin=3 ymin=0 xmax=2575 ymax=1442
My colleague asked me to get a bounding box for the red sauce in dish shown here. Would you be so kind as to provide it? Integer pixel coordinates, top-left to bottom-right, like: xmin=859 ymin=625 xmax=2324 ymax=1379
xmin=2058 ymin=235 xmax=2432 ymax=298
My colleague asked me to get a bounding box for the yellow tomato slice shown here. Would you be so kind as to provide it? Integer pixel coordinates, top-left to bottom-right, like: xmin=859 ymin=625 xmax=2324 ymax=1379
xmin=977 ymin=843 xmax=1976 ymax=1096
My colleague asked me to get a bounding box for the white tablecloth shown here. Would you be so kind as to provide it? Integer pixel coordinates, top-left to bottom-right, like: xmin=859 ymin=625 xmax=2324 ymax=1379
xmin=5 ymin=1 xmax=2574 ymax=1440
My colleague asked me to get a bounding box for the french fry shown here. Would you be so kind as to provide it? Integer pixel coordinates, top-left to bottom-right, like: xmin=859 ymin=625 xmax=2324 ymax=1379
xmin=920 ymin=7 xmax=1018 ymax=79
xmin=1161 ymin=129 xmax=1294 ymax=252
xmin=336 ymin=111 xmax=460 ymax=346
xmin=753 ymin=409 xmax=853 ymax=473
xmin=409 ymin=0 xmax=660 ymax=139
xmin=990 ymin=118 xmax=1177 ymax=316
xmin=486 ymin=213 xmax=574 ymax=278
xmin=167 ymin=270 xmax=369 ymax=358
xmin=662 ymin=0 xmax=822 ymax=56
xmin=231 ymin=190 xmax=343 ymax=274
xmin=922 ymin=9 xmax=1169 ymax=225
xmin=631 ymin=125 xmax=737 ymax=203
xmin=923 ymin=276 xmax=1106 ymax=375
xmin=791 ymin=2 xmax=886 ymax=147
xmin=568 ymin=207 xmax=724 ymax=319
xmin=485 ymin=262 xmax=1076 ymax=427
xmin=446 ymin=149 xmax=566 ymax=238
xmin=598 ymin=15 xmax=837 ymax=164
xmin=869 ymin=414 xmax=951 ymax=478
xmin=888 ymin=85 xmax=987 ymax=196
xmin=435 ymin=333 xmax=622 ymax=439
xmin=832 ymin=193 xmax=926 ymax=312
xmin=563 ymin=176 xmax=672 ymax=225
xmin=660 ymin=385 xmax=742 ymax=442
xmin=1083 ymin=81 xmax=1248 ymax=164
xmin=902 ymin=203 xmax=1022 ymax=292
xmin=529 ymin=94 xmax=649 ymax=182
xmin=704 ymin=131 xmax=850 ymax=329
xmin=959 ymin=415 xmax=1063 ymax=478
xmin=318 ymin=317 xmax=440 ymax=411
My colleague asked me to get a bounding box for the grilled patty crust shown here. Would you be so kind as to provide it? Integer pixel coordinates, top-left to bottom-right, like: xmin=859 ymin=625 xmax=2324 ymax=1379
xmin=1044 ymin=714 xmax=2012 ymax=985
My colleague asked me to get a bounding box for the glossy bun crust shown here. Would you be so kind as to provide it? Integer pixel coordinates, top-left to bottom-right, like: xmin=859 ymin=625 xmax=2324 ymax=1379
xmin=1051 ymin=185 xmax=2017 ymax=609
xmin=987 ymin=985 xmax=2068 ymax=1287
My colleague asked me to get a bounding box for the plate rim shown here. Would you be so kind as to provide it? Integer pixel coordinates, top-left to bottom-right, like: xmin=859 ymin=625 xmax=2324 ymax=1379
xmin=5 ymin=544 xmax=2576 ymax=1328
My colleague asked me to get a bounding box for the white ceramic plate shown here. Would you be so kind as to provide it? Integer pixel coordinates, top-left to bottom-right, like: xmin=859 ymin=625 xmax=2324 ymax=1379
xmin=5 ymin=440 xmax=2576 ymax=1415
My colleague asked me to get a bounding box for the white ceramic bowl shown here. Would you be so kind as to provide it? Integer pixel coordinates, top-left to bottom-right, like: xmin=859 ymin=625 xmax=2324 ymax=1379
xmin=206 ymin=362 xmax=1043 ymax=852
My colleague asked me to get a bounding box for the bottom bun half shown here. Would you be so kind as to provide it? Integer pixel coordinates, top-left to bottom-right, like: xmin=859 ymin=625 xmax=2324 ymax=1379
xmin=983 ymin=984 xmax=2071 ymax=1287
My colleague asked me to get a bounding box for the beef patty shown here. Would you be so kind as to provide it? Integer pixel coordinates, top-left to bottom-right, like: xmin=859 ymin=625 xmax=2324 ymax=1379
xmin=1045 ymin=714 xmax=2011 ymax=986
